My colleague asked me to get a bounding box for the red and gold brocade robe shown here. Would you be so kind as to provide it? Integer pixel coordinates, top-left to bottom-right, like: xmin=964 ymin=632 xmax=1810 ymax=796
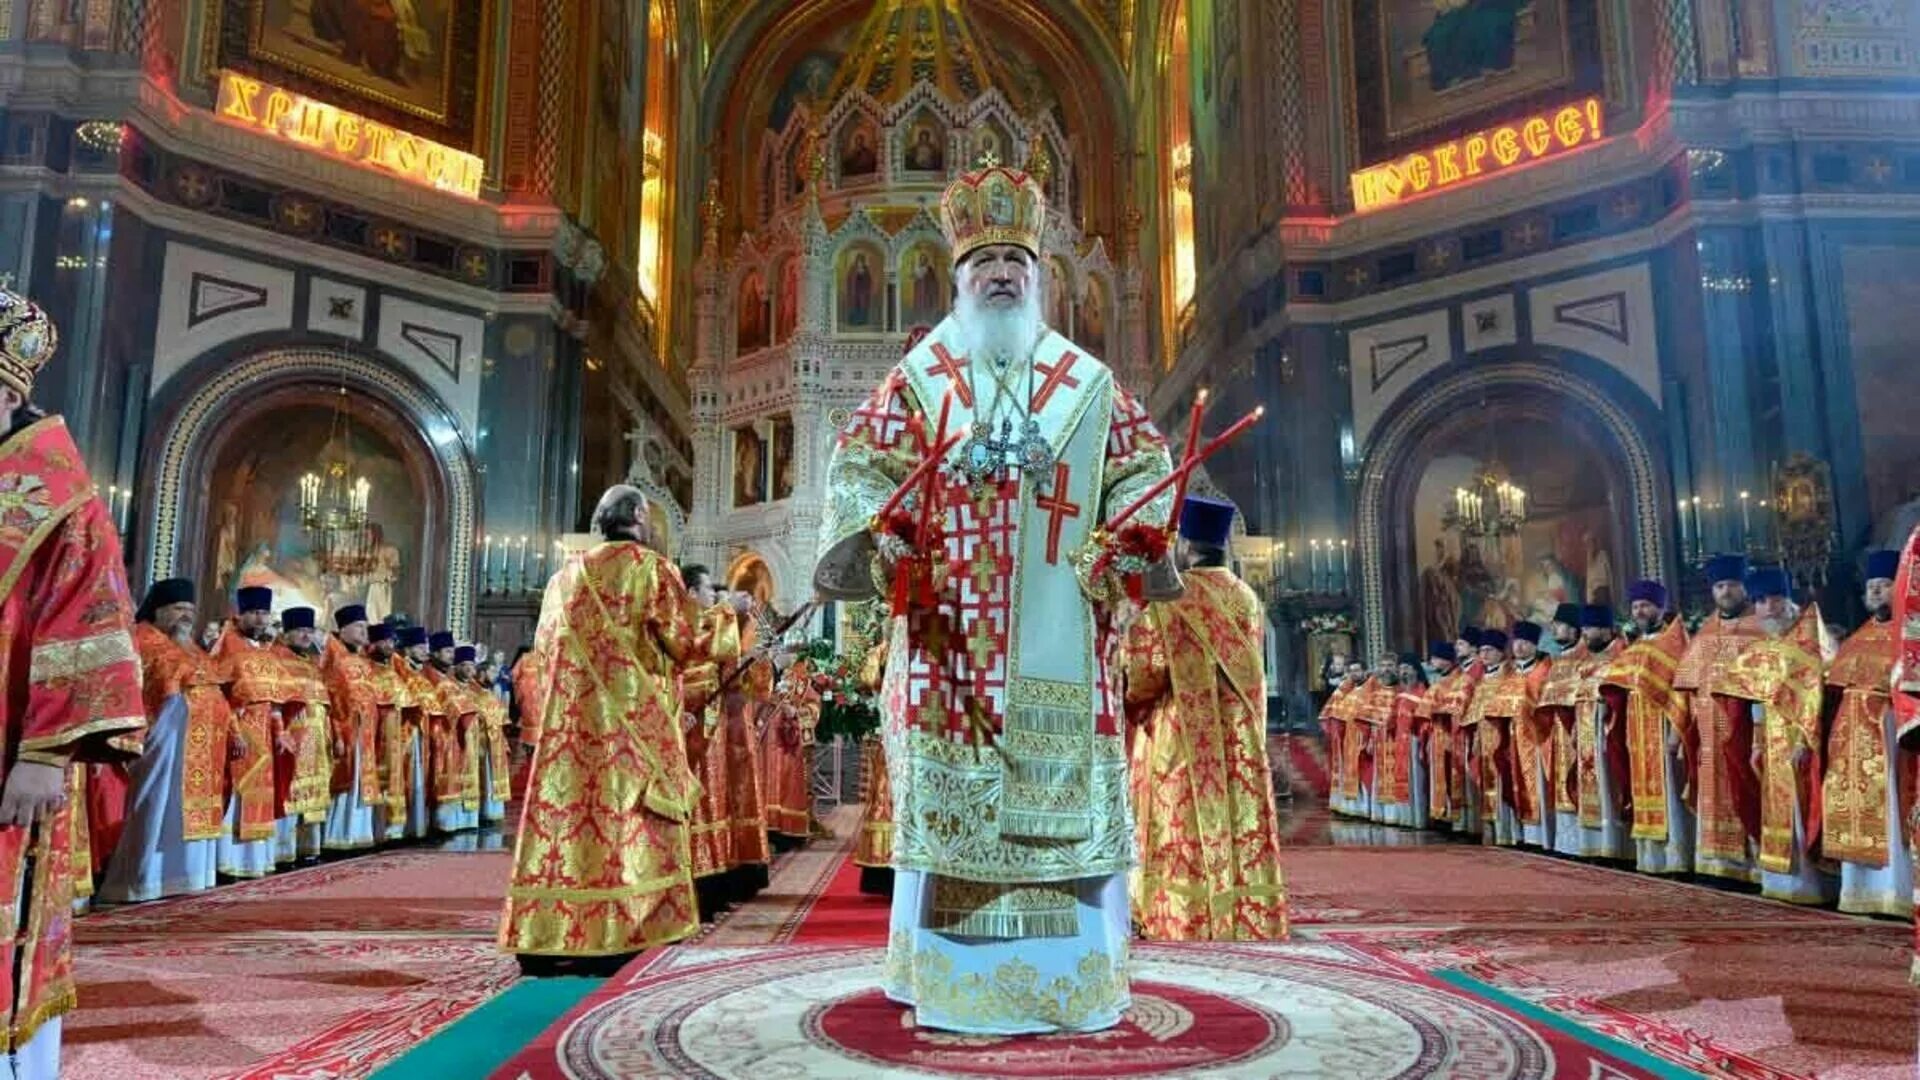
xmin=1536 ymin=643 xmax=1589 ymax=816
xmin=853 ymin=634 xmax=893 ymax=870
xmin=1882 ymin=527 xmax=1920 ymax=983
xmin=132 ymin=624 xmax=234 ymax=841
xmin=723 ymin=654 xmax=774 ymax=867
xmin=388 ymin=656 xmax=439 ymax=818
xmin=212 ymin=628 xmax=306 ymax=845
xmin=1823 ymin=617 xmax=1899 ymax=868
xmin=1384 ymin=684 xmax=1425 ymax=807
xmin=1574 ymin=638 xmax=1628 ymax=829
xmin=472 ymin=678 xmax=512 ymax=806
xmin=1122 ymin=567 xmax=1286 ymax=941
xmin=422 ymin=665 xmax=477 ymax=813
xmin=1422 ymin=661 xmax=1481 ymax=822
xmin=1600 ymin=618 xmax=1689 ymax=842
xmin=1714 ymin=607 xmax=1832 ymax=875
xmin=320 ymin=637 xmax=384 ymax=809
xmin=815 ymin=329 xmax=1173 ymax=925
xmin=1319 ymin=681 xmax=1355 ymax=799
xmin=677 ymin=604 xmax=742 ymax=879
xmin=763 ymin=659 xmax=821 ymax=839
xmin=500 ymin=539 xmax=737 ymax=957
xmin=1676 ymin=612 xmax=1767 ymax=870
xmin=0 ymin=417 xmax=145 ymax=1048
xmin=270 ymin=644 xmax=333 ymax=823
xmin=1344 ymin=678 xmax=1389 ymax=800
xmin=1471 ymin=660 xmax=1551 ymax=820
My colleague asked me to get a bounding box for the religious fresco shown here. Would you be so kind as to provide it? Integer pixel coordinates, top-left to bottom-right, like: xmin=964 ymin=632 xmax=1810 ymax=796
xmin=903 ymin=113 xmax=947 ymax=174
xmin=1352 ymin=0 xmax=1602 ymax=163
xmin=768 ymin=49 xmax=845 ymax=132
xmin=840 ymin=116 xmax=881 ymax=181
xmin=737 ymin=270 xmax=770 ymax=353
xmin=899 ymin=243 xmax=949 ymax=330
xmin=1046 ymin=256 xmax=1074 ymax=334
xmin=1841 ymin=245 xmax=1920 ymax=546
xmin=732 ymin=425 xmax=767 ymax=507
xmin=1411 ymin=444 xmax=1621 ymax=643
xmin=246 ymin=0 xmax=459 ymax=123
xmin=770 ymin=414 xmax=796 ymax=501
xmin=1078 ymin=274 xmax=1110 ymax=357
xmin=970 ymin=119 xmax=1012 ymax=169
xmin=836 ymin=244 xmax=884 ymax=331
xmin=787 ymin=136 xmax=811 ymax=196
xmin=774 ymin=257 xmax=801 ymax=343
xmin=205 ymin=403 xmax=422 ymax=623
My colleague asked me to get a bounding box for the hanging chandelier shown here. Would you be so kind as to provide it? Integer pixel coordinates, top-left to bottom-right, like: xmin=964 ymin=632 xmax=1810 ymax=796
xmin=1442 ymin=459 xmax=1527 ymax=540
xmin=299 ymin=388 xmax=377 ymax=577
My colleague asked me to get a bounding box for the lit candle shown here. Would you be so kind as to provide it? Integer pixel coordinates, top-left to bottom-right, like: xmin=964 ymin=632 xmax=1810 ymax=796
xmin=1690 ymin=496 xmax=1703 ymax=552
xmin=1310 ymin=539 xmax=1321 ymax=585
xmin=518 ymin=536 xmax=530 ymax=587
xmin=1340 ymin=538 xmax=1350 ymax=583
xmin=1676 ymin=498 xmax=1690 ymax=556
xmin=482 ymin=535 xmax=493 ymax=587
xmin=1738 ymin=490 xmax=1751 ymax=548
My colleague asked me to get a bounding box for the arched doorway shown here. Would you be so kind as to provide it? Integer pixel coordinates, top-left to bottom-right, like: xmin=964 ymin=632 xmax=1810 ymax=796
xmin=143 ymin=345 xmax=480 ymax=636
xmin=1356 ymin=356 xmax=1669 ymax=656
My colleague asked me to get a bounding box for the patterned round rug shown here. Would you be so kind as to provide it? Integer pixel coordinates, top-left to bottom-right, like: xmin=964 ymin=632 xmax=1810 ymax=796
xmin=515 ymin=943 xmax=1667 ymax=1079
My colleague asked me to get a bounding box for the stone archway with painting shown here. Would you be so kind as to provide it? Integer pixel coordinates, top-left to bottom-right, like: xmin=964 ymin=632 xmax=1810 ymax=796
xmin=142 ymin=344 xmax=480 ymax=636
xmin=1355 ymin=354 xmax=1670 ymax=657
xmin=727 ymin=551 xmax=776 ymax=608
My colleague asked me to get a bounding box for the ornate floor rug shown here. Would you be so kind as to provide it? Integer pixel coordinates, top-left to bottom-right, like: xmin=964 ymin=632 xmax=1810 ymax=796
xmin=490 ymin=941 xmax=1692 ymax=1079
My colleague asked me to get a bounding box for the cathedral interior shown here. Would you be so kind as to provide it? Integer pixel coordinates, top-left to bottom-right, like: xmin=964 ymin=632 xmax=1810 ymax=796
xmin=10 ymin=0 xmax=1920 ymax=1076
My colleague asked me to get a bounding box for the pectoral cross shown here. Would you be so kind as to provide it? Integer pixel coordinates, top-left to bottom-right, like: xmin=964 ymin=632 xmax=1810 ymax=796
xmin=1033 ymin=462 xmax=1080 ymax=565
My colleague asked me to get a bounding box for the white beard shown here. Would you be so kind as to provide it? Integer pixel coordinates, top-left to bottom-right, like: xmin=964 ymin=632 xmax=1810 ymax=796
xmin=954 ymin=289 xmax=1043 ymax=368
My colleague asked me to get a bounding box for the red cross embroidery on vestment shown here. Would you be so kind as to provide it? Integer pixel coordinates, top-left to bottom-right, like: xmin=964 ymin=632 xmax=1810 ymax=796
xmin=1033 ymin=462 xmax=1081 ymax=565
xmin=926 ymin=343 xmax=974 ymax=408
xmin=1031 ymin=351 xmax=1082 ymax=412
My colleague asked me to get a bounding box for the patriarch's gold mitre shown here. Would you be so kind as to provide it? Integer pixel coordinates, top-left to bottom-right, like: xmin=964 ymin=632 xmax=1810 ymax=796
xmin=0 ymin=289 xmax=56 ymax=398
xmin=939 ymin=162 xmax=1046 ymax=264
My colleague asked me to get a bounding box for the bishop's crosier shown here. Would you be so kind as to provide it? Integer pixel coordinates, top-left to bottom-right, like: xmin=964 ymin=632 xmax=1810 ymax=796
xmin=815 ymin=158 xmax=1178 ymax=1035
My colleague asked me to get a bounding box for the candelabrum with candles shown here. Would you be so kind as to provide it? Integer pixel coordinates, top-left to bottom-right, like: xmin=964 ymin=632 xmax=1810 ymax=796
xmin=1265 ymin=534 xmax=1356 ymax=605
xmin=1441 ymin=466 xmax=1527 ymax=540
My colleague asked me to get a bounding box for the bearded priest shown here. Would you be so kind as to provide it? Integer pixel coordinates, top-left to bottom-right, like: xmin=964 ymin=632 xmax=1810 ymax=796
xmin=1123 ymin=496 xmax=1287 ymax=941
xmin=814 ymin=159 xmax=1178 ymax=1034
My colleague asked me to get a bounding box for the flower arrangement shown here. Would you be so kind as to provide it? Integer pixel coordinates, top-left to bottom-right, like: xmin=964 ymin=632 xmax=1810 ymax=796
xmin=1302 ymin=612 xmax=1357 ymax=635
xmin=799 ymin=635 xmax=882 ymax=742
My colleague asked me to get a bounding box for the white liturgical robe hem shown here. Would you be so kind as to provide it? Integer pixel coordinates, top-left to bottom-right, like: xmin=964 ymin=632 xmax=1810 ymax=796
xmin=885 ymin=870 xmax=1130 ymax=1035
xmin=1838 ymin=709 xmax=1914 ymax=916
xmin=323 ymin=743 xmax=378 ymax=851
xmin=98 ymin=695 xmax=217 ymax=904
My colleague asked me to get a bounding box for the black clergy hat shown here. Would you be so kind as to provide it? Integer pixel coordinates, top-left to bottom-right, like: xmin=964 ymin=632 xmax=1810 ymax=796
xmin=396 ymin=626 xmax=428 ymax=649
xmin=1177 ymin=496 xmax=1237 ymax=548
xmin=1551 ymin=602 xmax=1581 ymax=627
xmin=1479 ymin=629 xmax=1509 ymax=651
xmin=281 ymin=607 xmax=316 ymax=631
xmin=1429 ymin=640 xmax=1454 ymax=662
xmin=1511 ymin=621 xmax=1544 ymax=645
xmin=1866 ymin=549 xmax=1900 ymax=583
xmin=429 ymin=630 xmax=456 ymax=652
xmin=368 ymin=621 xmax=396 ymax=643
xmin=1627 ymin=580 xmax=1669 ymax=610
xmin=1704 ymin=553 xmax=1748 ymax=586
xmin=334 ymin=604 xmax=368 ymax=629
xmin=137 ymin=577 xmax=194 ymax=622
xmin=1580 ymin=604 xmax=1615 ymax=629
xmin=236 ymin=586 xmax=273 ymax=613
xmin=454 ymin=645 xmax=476 ymax=664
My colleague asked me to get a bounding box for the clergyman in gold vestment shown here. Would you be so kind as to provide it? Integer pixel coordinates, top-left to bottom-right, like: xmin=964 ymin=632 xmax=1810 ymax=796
xmin=1123 ymin=496 xmax=1286 ymax=941
xmin=500 ymin=486 xmax=742 ymax=968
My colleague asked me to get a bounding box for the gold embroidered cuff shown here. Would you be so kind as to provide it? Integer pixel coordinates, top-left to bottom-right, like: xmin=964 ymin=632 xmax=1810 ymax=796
xmin=15 ymin=750 xmax=70 ymax=768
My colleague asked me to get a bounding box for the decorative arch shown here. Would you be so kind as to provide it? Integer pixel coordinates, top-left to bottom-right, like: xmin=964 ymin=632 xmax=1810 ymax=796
xmin=142 ymin=342 xmax=481 ymax=637
xmin=1354 ymin=353 xmax=1669 ymax=657
xmin=726 ymin=549 xmax=777 ymax=607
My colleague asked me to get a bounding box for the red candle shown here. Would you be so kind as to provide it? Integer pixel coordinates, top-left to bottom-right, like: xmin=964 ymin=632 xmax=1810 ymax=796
xmin=1106 ymin=406 xmax=1264 ymax=532
xmin=1166 ymin=387 xmax=1209 ymax=531
xmin=875 ymin=432 xmax=965 ymax=522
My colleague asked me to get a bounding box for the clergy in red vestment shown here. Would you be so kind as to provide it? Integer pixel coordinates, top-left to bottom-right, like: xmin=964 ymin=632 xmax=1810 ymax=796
xmin=0 ymin=290 xmax=146 ymax=1075
xmin=1420 ymin=637 xmax=1478 ymax=829
xmin=460 ymin=647 xmax=511 ymax=826
xmin=1600 ymin=580 xmax=1692 ymax=875
xmin=813 ymin=159 xmax=1177 ymax=1034
xmin=100 ymin=578 xmax=235 ymax=903
xmin=1880 ymin=527 xmax=1920 ymax=984
xmin=270 ymin=607 xmax=333 ymax=864
xmin=1673 ymin=554 xmax=1766 ymax=882
xmin=853 ymin=623 xmax=894 ymax=895
xmin=674 ymin=564 xmax=742 ymax=915
xmin=320 ymin=605 xmax=385 ymax=852
xmin=1714 ymin=572 xmax=1836 ymax=905
xmin=388 ymin=626 xmax=440 ymax=840
xmin=763 ymin=654 xmax=821 ymax=844
xmin=1462 ymin=629 xmax=1521 ymax=845
xmin=422 ymin=630 xmax=478 ymax=837
xmin=1319 ymin=662 xmax=1361 ymax=815
xmin=212 ymin=588 xmax=304 ymax=879
xmin=1822 ymin=550 xmax=1909 ymax=915
xmin=719 ymin=619 xmax=773 ymax=896
xmin=1123 ymin=496 xmax=1286 ymax=941
xmin=501 ymin=486 xmax=739 ymax=969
